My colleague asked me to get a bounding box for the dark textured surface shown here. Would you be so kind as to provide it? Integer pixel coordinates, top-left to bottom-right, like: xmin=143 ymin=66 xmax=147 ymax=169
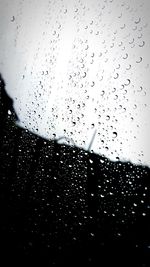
xmin=0 ymin=74 xmax=150 ymax=266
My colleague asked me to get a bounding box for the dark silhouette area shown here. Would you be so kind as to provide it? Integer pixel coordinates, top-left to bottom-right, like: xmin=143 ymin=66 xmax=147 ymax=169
xmin=0 ymin=73 xmax=150 ymax=266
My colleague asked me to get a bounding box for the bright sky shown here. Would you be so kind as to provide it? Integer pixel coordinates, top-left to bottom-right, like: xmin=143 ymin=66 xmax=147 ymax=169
xmin=0 ymin=0 xmax=150 ymax=166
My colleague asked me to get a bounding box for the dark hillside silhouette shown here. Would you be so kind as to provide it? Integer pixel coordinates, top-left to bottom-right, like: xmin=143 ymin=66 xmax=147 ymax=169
xmin=0 ymin=74 xmax=149 ymax=266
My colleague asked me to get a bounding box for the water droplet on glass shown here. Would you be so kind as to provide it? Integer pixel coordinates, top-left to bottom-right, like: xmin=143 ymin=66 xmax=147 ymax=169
xmin=123 ymin=53 xmax=128 ymax=59
xmin=139 ymin=41 xmax=145 ymax=47
xmin=135 ymin=17 xmax=141 ymax=24
xmin=114 ymin=73 xmax=119 ymax=79
xmin=101 ymin=90 xmax=105 ymax=96
xmin=136 ymin=57 xmax=142 ymax=63
xmin=91 ymin=81 xmax=95 ymax=87
xmin=112 ymin=132 xmax=117 ymax=138
xmin=90 ymin=232 xmax=95 ymax=238
xmin=106 ymin=115 xmax=110 ymax=121
xmin=114 ymin=95 xmax=118 ymax=100
xmin=11 ymin=16 xmax=15 ymax=22
xmin=83 ymin=72 xmax=86 ymax=78
xmin=124 ymin=79 xmax=131 ymax=86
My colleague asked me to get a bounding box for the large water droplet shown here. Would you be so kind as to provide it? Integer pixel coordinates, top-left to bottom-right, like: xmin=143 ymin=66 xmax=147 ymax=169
xmin=112 ymin=132 xmax=117 ymax=138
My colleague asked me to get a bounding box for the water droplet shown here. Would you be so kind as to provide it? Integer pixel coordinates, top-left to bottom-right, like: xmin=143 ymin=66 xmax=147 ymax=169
xmin=139 ymin=41 xmax=145 ymax=47
xmin=126 ymin=64 xmax=131 ymax=70
xmin=124 ymin=79 xmax=131 ymax=86
xmin=112 ymin=132 xmax=117 ymax=138
xmin=116 ymin=64 xmax=120 ymax=70
xmin=91 ymin=81 xmax=95 ymax=87
xmin=11 ymin=16 xmax=15 ymax=22
xmin=123 ymin=53 xmax=128 ymax=59
xmin=114 ymin=95 xmax=118 ymax=100
xmin=120 ymin=24 xmax=126 ymax=29
xmin=83 ymin=72 xmax=86 ymax=78
xmin=136 ymin=57 xmax=142 ymax=63
xmin=106 ymin=115 xmax=110 ymax=121
xmin=90 ymin=232 xmax=95 ymax=237
xmin=123 ymin=90 xmax=127 ymax=95
xmin=8 ymin=110 xmax=12 ymax=115
xmin=129 ymin=38 xmax=134 ymax=44
xmin=114 ymin=73 xmax=119 ymax=79
xmin=135 ymin=18 xmax=141 ymax=24
xmin=101 ymin=90 xmax=105 ymax=96
xmin=112 ymin=87 xmax=116 ymax=93
xmin=133 ymin=25 xmax=137 ymax=31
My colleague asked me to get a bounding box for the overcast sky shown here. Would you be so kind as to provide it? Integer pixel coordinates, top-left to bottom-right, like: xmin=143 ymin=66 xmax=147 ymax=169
xmin=0 ymin=0 xmax=150 ymax=166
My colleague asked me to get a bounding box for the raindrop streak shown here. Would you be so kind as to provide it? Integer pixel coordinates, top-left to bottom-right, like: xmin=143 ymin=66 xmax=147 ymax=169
xmin=88 ymin=129 xmax=97 ymax=152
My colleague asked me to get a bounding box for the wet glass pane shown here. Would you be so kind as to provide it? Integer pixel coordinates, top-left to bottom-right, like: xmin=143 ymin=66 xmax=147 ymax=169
xmin=0 ymin=0 xmax=150 ymax=266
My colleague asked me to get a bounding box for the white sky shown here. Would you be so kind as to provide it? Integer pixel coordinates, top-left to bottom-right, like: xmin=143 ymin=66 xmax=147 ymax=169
xmin=0 ymin=0 xmax=150 ymax=166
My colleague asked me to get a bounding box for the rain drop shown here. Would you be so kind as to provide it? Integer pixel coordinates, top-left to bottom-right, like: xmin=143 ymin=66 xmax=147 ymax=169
xmin=112 ymin=132 xmax=117 ymax=138
xmin=91 ymin=81 xmax=95 ymax=87
xmin=136 ymin=57 xmax=142 ymax=63
xmin=11 ymin=16 xmax=15 ymax=22
xmin=106 ymin=115 xmax=110 ymax=121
